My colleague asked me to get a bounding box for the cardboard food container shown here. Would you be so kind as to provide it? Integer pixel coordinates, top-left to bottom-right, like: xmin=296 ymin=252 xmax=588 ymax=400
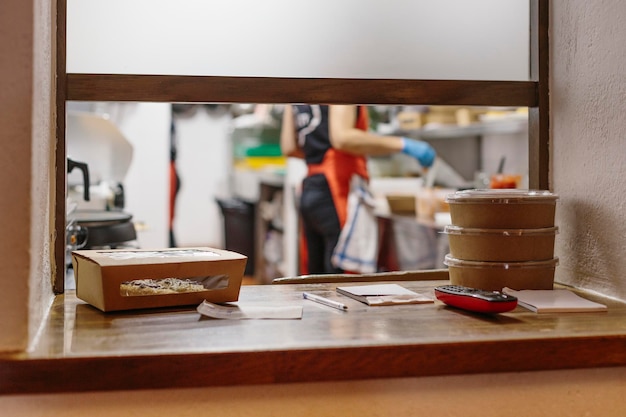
xmin=445 ymin=189 xmax=558 ymax=229
xmin=386 ymin=194 xmax=416 ymax=215
xmin=444 ymin=254 xmax=558 ymax=291
xmin=445 ymin=225 xmax=558 ymax=262
xmin=71 ymin=247 xmax=247 ymax=312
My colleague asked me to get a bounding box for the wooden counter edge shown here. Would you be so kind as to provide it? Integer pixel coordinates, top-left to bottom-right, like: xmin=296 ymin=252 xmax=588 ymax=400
xmin=272 ymin=269 xmax=450 ymax=284
xmin=2 ymin=335 xmax=626 ymax=395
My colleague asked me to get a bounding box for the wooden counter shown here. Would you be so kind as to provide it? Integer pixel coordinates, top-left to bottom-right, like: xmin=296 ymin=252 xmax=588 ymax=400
xmin=2 ymin=280 xmax=626 ymax=394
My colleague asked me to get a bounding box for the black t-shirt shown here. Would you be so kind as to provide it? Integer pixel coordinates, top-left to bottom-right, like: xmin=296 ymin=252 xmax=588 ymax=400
xmin=292 ymin=105 xmax=331 ymax=165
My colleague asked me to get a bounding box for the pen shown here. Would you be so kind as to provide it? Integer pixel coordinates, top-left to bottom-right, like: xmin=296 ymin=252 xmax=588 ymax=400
xmin=303 ymin=292 xmax=348 ymax=311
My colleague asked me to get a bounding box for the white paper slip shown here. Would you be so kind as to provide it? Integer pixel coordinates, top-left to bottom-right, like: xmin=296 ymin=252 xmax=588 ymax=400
xmin=502 ymin=288 xmax=608 ymax=313
xmin=197 ymin=300 xmax=303 ymax=319
xmin=336 ymin=283 xmax=434 ymax=306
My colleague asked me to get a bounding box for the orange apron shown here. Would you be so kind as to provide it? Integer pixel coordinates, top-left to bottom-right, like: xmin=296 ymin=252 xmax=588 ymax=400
xmin=306 ymin=149 xmax=369 ymax=227
xmin=299 ymin=106 xmax=370 ymax=273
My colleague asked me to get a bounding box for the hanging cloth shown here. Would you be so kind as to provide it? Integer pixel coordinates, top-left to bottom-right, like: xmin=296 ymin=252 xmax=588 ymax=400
xmin=331 ymin=174 xmax=379 ymax=273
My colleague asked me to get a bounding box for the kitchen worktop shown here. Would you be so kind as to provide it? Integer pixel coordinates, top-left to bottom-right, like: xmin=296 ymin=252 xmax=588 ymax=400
xmin=2 ymin=278 xmax=626 ymax=394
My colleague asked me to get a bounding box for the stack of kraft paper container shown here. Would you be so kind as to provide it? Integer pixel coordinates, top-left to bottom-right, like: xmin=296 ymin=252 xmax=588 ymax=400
xmin=442 ymin=189 xmax=559 ymax=291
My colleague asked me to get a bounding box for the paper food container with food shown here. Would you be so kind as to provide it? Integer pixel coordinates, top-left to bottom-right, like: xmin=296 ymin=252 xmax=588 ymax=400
xmin=71 ymin=247 xmax=247 ymax=312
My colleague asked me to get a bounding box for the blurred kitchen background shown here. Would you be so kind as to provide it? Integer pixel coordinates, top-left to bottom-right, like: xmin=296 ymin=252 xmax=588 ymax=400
xmin=66 ymin=101 xmax=528 ymax=284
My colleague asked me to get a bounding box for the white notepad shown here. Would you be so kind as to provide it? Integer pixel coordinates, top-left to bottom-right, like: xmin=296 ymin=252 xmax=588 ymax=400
xmin=336 ymin=284 xmax=433 ymax=306
xmin=502 ymin=288 xmax=608 ymax=313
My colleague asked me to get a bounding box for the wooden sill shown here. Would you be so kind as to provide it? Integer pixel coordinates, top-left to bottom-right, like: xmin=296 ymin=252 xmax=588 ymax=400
xmin=2 ymin=279 xmax=626 ymax=394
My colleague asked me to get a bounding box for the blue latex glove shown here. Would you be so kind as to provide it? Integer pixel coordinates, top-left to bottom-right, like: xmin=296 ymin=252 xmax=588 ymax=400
xmin=401 ymin=138 xmax=436 ymax=168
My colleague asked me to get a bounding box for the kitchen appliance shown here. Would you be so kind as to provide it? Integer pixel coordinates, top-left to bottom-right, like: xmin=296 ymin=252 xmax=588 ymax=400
xmin=66 ymin=158 xmax=90 ymax=256
xmin=66 ymin=111 xmax=137 ymax=256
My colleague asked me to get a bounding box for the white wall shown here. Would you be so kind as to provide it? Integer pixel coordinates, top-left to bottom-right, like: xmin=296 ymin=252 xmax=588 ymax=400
xmin=173 ymin=107 xmax=233 ymax=247
xmin=0 ymin=0 xmax=55 ymax=352
xmin=110 ymin=103 xmax=171 ymax=249
xmin=551 ymin=0 xmax=626 ymax=295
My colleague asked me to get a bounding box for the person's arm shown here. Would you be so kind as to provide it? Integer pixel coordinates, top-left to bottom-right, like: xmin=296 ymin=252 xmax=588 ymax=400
xmin=328 ymin=105 xmax=403 ymax=156
xmin=280 ymin=105 xmax=304 ymax=158
xmin=329 ymin=105 xmax=435 ymax=167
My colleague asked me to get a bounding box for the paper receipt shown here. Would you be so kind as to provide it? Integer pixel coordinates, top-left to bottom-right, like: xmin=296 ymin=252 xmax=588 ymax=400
xmin=197 ymin=300 xmax=303 ymax=319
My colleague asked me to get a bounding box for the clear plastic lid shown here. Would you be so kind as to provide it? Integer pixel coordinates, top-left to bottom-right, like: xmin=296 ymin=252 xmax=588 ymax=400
xmin=443 ymin=225 xmax=558 ymax=236
xmin=444 ymin=254 xmax=559 ymax=269
xmin=445 ymin=189 xmax=559 ymax=204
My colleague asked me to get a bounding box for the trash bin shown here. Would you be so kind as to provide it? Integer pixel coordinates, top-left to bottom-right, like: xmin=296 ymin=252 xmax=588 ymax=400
xmin=216 ymin=198 xmax=256 ymax=276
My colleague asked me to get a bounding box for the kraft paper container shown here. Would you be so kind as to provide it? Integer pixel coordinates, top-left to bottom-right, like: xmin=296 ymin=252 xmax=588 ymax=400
xmin=445 ymin=225 xmax=558 ymax=262
xmin=386 ymin=194 xmax=416 ymax=215
xmin=444 ymin=254 xmax=558 ymax=291
xmin=71 ymin=247 xmax=247 ymax=312
xmin=445 ymin=189 xmax=558 ymax=229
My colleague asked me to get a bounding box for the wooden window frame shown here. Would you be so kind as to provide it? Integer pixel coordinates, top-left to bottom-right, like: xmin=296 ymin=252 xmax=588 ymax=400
xmin=53 ymin=0 xmax=549 ymax=292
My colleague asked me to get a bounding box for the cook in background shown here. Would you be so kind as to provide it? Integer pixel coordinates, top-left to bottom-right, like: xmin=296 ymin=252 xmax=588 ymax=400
xmin=280 ymin=104 xmax=435 ymax=274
